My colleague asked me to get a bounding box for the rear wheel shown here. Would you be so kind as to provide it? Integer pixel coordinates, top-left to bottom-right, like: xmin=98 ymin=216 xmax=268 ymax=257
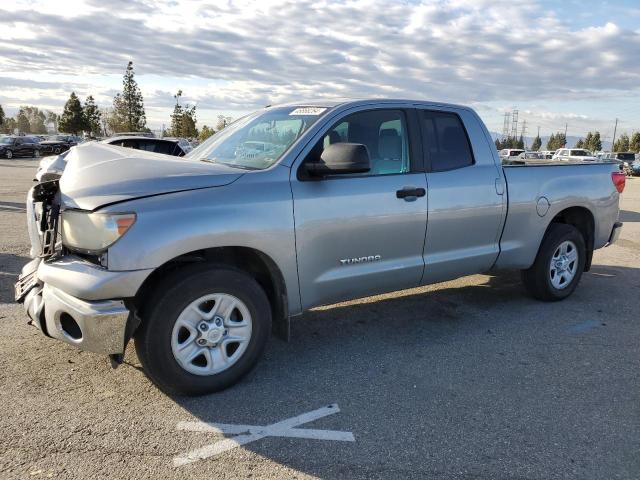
xmin=33 ymin=149 xmax=40 ymax=158
xmin=5 ymin=150 xmax=12 ymax=159
xmin=135 ymin=265 xmax=272 ymax=396
xmin=521 ymin=223 xmax=586 ymax=301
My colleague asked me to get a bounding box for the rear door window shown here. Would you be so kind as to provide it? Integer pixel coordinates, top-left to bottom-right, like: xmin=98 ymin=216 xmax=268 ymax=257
xmin=420 ymin=111 xmax=474 ymax=171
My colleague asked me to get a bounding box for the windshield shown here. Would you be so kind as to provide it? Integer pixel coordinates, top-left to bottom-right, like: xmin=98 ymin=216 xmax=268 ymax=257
xmin=570 ymin=149 xmax=591 ymax=156
xmin=50 ymin=135 xmax=69 ymax=141
xmin=616 ymin=153 xmax=635 ymax=160
xmin=509 ymin=150 xmax=524 ymax=156
xmin=0 ymin=137 xmax=14 ymax=145
xmin=187 ymin=106 xmax=328 ymax=170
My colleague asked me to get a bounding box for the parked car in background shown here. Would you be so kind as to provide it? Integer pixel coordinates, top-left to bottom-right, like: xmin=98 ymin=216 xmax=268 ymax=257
xmin=631 ymin=159 xmax=640 ymax=176
xmin=503 ymin=151 xmax=544 ymax=165
xmin=39 ymin=135 xmax=83 ymax=156
xmin=0 ymin=136 xmax=42 ymax=159
xmin=106 ymin=136 xmax=188 ymax=156
xmin=552 ymin=148 xmax=598 ymax=162
xmin=604 ymin=152 xmax=637 ymax=175
xmin=540 ymin=150 xmax=556 ymax=159
xmin=163 ymin=137 xmax=193 ymax=154
xmin=498 ymin=148 xmax=525 ymax=160
xmin=605 ymin=152 xmax=635 ymax=164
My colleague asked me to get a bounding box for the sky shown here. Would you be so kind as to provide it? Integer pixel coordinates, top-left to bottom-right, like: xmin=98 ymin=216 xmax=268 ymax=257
xmin=1 ymin=0 xmax=639 ymax=140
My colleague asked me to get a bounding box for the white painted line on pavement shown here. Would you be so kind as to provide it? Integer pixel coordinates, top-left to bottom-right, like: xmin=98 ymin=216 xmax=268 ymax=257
xmin=174 ymin=403 xmax=355 ymax=467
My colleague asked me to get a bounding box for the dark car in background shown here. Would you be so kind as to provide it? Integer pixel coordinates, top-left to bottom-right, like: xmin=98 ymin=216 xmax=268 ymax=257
xmin=39 ymin=135 xmax=83 ymax=156
xmin=162 ymin=137 xmax=193 ymax=153
xmin=105 ymin=136 xmax=188 ymax=156
xmin=0 ymin=136 xmax=42 ymax=159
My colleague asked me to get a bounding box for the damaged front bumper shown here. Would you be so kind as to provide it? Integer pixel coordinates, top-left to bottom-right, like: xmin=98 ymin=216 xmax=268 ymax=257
xmin=16 ymin=181 xmax=152 ymax=355
xmin=17 ymin=257 xmax=150 ymax=355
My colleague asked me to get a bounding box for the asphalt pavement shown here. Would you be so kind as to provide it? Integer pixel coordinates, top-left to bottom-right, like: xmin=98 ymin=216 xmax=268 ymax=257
xmin=0 ymin=158 xmax=638 ymax=479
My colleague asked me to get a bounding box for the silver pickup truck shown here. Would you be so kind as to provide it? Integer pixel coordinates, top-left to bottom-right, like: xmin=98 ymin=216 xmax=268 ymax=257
xmin=16 ymin=99 xmax=625 ymax=396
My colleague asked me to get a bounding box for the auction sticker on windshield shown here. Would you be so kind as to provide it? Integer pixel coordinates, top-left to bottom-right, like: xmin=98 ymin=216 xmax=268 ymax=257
xmin=289 ymin=107 xmax=327 ymax=115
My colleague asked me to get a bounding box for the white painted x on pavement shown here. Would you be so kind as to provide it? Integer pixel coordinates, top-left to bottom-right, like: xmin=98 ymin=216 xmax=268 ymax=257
xmin=174 ymin=403 xmax=355 ymax=467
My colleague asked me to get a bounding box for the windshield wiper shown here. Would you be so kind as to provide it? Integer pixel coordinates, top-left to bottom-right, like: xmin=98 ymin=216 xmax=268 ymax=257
xmin=199 ymin=158 xmax=260 ymax=170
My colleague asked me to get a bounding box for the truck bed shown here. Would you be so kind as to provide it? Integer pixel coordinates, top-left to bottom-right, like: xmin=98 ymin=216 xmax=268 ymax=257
xmin=496 ymin=162 xmax=620 ymax=270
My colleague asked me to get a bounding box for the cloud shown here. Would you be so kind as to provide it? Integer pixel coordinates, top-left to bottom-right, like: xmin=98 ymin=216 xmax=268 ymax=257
xmin=0 ymin=0 xmax=639 ymax=129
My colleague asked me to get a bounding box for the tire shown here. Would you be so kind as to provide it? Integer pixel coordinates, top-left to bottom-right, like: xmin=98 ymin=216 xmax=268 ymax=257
xmin=521 ymin=223 xmax=586 ymax=301
xmin=134 ymin=264 xmax=272 ymax=396
xmin=5 ymin=150 xmax=12 ymax=159
xmin=34 ymin=149 xmax=40 ymax=158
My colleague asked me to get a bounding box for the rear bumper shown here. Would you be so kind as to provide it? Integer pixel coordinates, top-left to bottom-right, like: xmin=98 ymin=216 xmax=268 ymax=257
xmin=607 ymin=221 xmax=623 ymax=245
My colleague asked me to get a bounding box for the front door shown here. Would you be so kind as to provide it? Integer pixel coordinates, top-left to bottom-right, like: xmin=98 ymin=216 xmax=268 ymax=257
xmin=291 ymin=108 xmax=428 ymax=309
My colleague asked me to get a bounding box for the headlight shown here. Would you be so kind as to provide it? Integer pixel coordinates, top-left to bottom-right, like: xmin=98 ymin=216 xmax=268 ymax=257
xmin=61 ymin=210 xmax=136 ymax=252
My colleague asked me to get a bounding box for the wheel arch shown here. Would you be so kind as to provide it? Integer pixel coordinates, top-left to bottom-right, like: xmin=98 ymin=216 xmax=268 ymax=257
xmin=545 ymin=206 xmax=595 ymax=271
xmin=131 ymin=246 xmax=290 ymax=341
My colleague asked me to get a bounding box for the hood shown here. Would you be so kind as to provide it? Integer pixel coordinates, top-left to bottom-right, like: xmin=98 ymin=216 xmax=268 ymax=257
xmin=40 ymin=140 xmax=68 ymax=145
xmin=60 ymin=143 xmax=244 ymax=210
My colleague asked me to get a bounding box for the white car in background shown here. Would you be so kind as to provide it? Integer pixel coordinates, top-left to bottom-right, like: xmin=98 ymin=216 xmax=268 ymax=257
xmin=540 ymin=150 xmax=556 ymax=159
xmin=552 ymin=148 xmax=598 ymax=162
xmin=498 ymin=148 xmax=525 ymax=160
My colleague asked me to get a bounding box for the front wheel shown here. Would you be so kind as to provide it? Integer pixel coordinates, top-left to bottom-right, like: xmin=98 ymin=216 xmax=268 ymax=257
xmin=135 ymin=265 xmax=272 ymax=396
xmin=5 ymin=150 xmax=12 ymax=159
xmin=521 ymin=223 xmax=586 ymax=301
xmin=33 ymin=149 xmax=40 ymax=158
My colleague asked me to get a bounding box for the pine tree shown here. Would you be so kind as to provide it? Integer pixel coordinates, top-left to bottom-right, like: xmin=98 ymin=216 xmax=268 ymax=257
xmin=517 ymin=135 xmax=525 ymax=149
xmin=181 ymin=105 xmax=197 ymax=138
xmin=83 ymin=96 xmax=102 ymax=137
xmin=575 ymin=139 xmax=584 ymax=148
xmin=613 ymin=133 xmax=630 ymax=152
xmin=590 ymin=131 xmax=602 ymax=152
xmin=0 ymin=104 xmax=5 ymax=130
xmin=199 ymin=125 xmax=215 ymax=142
xmin=112 ymin=61 xmax=146 ymax=132
xmin=531 ymin=135 xmax=542 ymax=151
xmin=494 ymin=138 xmax=502 ymax=150
xmin=547 ymin=133 xmax=556 ymax=150
xmin=583 ymin=132 xmax=592 ymax=150
xmin=16 ymin=108 xmax=31 ymax=133
xmin=170 ymin=90 xmax=184 ymax=137
xmin=629 ymin=132 xmax=640 ymax=153
xmin=58 ymin=92 xmax=87 ymax=134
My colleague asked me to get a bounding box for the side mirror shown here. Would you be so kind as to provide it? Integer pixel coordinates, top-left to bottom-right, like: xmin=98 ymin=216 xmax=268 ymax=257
xmin=306 ymin=143 xmax=370 ymax=176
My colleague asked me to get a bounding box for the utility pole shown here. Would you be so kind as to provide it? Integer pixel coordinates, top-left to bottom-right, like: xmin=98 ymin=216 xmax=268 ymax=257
xmin=510 ymin=110 xmax=519 ymax=140
xmin=520 ymin=120 xmax=527 ymax=148
xmin=502 ymin=112 xmax=510 ymax=139
xmin=564 ymin=123 xmax=568 ymax=147
xmin=612 ymin=118 xmax=618 ymax=151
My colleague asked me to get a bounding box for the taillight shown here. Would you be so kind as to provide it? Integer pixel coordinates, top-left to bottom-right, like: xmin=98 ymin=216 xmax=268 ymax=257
xmin=611 ymin=172 xmax=626 ymax=193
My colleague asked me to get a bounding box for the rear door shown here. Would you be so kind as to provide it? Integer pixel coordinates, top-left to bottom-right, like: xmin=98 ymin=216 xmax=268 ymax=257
xmin=417 ymin=107 xmax=506 ymax=283
xmin=291 ymin=107 xmax=428 ymax=309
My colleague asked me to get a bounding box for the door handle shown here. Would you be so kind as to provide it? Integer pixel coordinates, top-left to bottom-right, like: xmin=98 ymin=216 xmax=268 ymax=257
xmin=396 ymin=187 xmax=426 ymax=199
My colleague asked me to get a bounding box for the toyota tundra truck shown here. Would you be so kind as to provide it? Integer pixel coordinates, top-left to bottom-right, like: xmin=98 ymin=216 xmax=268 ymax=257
xmin=15 ymin=99 xmax=625 ymax=396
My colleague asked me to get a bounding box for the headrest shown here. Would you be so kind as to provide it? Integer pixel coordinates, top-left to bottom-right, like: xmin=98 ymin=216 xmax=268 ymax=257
xmin=378 ymin=129 xmax=401 ymax=160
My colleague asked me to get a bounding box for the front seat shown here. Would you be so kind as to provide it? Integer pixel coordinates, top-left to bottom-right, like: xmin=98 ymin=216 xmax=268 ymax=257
xmin=375 ymin=128 xmax=403 ymax=174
